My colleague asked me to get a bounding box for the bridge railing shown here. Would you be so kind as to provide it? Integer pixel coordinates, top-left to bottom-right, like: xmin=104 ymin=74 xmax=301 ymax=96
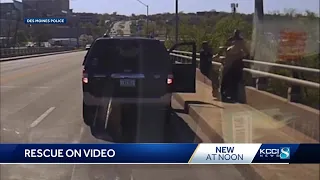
xmin=170 ymin=50 xmax=320 ymax=102
xmin=170 ymin=50 xmax=320 ymax=141
xmin=0 ymin=47 xmax=77 ymax=58
xmin=172 ymin=50 xmax=320 ymax=73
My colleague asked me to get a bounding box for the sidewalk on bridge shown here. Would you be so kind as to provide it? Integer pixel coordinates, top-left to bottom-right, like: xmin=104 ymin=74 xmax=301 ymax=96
xmin=173 ymin=79 xmax=319 ymax=180
xmin=174 ymin=79 xmax=317 ymax=144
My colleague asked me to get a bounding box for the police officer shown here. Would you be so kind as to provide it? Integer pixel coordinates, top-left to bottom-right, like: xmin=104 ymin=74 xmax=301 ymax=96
xmin=220 ymin=29 xmax=249 ymax=102
xmin=226 ymin=29 xmax=243 ymax=46
xmin=149 ymin=32 xmax=154 ymax=38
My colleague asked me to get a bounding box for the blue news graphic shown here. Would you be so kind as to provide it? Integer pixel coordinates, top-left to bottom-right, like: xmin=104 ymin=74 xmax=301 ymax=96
xmin=24 ymin=18 xmax=67 ymax=24
xmin=0 ymin=144 xmax=318 ymax=164
xmin=252 ymin=144 xmax=320 ymax=164
xmin=0 ymin=144 xmax=197 ymax=164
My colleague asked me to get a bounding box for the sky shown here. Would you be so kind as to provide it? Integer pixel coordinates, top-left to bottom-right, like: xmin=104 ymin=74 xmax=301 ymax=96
xmin=1 ymin=0 xmax=319 ymax=15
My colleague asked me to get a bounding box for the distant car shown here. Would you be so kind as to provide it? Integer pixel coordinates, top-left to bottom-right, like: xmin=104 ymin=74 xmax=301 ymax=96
xmin=26 ymin=44 xmax=35 ymax=48
xmin=85 ymin=44 xmax=91 ymax=50
xmin=82 ymin=36 xmax=197 ymax=142
xmin=103 ymin=33 xmax=110 ymax=37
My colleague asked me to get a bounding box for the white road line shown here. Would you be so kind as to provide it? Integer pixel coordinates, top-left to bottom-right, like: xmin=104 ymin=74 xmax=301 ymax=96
xmin=29 ymin=107 xmax=55 ymax=128
xmin=72 ymin=126 xmax=85 ymax=143
xmin=35 ymin=86 xmax=50 ymax=89
xmin=70 ymin=164 xmax=77 ymax=180
xmin=105 ymin=98 xmax=113 ymax=129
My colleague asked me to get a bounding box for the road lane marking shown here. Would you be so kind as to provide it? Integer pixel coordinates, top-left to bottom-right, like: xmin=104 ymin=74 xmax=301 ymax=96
xmin=30 ymin=107 xmax=55 ymax=128
xmin=72 ymin=126 xmax=85 ymax=143
xmin=105 ymin=98 xmax=113 ymax=129
xmin=70 ymin=164 xmax=77 ymax=180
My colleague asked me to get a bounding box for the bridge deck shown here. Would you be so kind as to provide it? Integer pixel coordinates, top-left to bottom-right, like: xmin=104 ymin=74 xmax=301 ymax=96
xmin=176 ymin=78 xmax=317 ymax=143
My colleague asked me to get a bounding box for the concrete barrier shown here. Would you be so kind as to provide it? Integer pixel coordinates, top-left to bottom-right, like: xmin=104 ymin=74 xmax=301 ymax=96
xmin=0 ymin=47 xmax=76 ymax=58
xmin=175 ymin=71 xmax=319 ymax=180
xmin=0 ymin=49 xmax=84 ymax=62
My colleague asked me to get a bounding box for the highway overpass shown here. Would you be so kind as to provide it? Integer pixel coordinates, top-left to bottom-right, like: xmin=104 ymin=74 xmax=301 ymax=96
xmin=0 ymin=52 xmax=319 ymax=180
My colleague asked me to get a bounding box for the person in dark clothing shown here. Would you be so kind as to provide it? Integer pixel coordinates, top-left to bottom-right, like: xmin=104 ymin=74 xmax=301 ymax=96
xmin=226 ymin=29 xmax=242 ymax=45
xmin=199 ymin=41 xmax=213 ymax=78
xmin=220 ymin=29 xmax=249 ymax=102
xmin=199 ymin=41 xmax=215 ymax=96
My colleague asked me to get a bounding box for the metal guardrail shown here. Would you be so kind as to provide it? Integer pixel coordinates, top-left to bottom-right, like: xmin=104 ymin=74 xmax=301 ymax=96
xmin=243 ymin=68 xmax=320 ymax=89
xmin=0 ymin=47 xmax=76 ymax=58
xmin=172 ymin=50 xmax=320 ymax=74
xmin=243 ymin=59 xmax=320 ymax=73
xmin=170 ymin=50 xmax=320 ymax=104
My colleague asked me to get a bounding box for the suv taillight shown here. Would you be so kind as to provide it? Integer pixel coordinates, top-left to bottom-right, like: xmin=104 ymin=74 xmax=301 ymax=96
xmin=82 ymin=69 xmax=88 ymax=83
xmin=167 ymin=74 xmax=173 ymax=85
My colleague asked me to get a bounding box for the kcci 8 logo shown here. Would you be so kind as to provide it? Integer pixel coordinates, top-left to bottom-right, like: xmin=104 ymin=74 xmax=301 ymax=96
xmin=259 ymin=147 xmax=290 ymax=159
xmin=280 ymin=147 xmax=290 ymax=159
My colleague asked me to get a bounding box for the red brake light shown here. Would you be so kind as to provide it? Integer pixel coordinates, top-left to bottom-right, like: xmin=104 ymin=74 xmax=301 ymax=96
xmin=167 ymin=74 xmax=173 ymax=85
xmin=82 ymin=69 xmax=88 ymax=83
xmin=83 ymin=77 xmax=88 ymax=84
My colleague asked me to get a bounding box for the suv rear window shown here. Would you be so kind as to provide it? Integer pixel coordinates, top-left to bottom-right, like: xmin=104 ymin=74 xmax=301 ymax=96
xmin=84 ymin=38 xmax=170 ymax=73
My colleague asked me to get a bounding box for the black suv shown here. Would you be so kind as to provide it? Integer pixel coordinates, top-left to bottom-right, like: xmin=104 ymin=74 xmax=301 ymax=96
xmin=82 ymin=37 xmax=196 ymax=141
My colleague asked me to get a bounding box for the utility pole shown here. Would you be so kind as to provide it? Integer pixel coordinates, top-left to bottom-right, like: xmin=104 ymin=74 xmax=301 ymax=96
xmin=255 ymin=0 xmax=264 ymax=20
xmin=136 ymin=0 xmax=149 ymax=36
xmin=252 ymin=0 xmax=264 ymax=59
xmin=146 ymin=5 xmax=149 ymax=35
xmin=13 ymin=10 xmax=21 ymax=47
xmin=252 ymin=0 xmax=268 ymax=90
xmin=6 ymin=12 xmax=12 ymax=47
xmin=175 ymin=0 xmax=179 ymax=43
xmin=165 ymin=20 xmax=169 ymax=40
xmin=231 ymin=3 xmax=238 ymax=16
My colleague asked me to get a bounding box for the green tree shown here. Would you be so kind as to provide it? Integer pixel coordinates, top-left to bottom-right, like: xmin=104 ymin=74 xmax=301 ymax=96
xmin=209 ymin=15 xmax=252 ymax=51
xmin=80 ymin=23 xmax=105 ymax=38
xmin=79 ymin=34 xmax=94 ymax=46
xmin=16 ymin=30 xmax=28 ymax=44
xmin=136 ymin=9 xmax=319 ymax=108
xmin=33 ymin=25 xmax=52 ymax=45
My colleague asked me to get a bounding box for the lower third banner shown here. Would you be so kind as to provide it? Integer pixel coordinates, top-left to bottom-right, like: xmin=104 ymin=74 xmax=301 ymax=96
xmin=0 ymin=144 xmax=318 ymax=164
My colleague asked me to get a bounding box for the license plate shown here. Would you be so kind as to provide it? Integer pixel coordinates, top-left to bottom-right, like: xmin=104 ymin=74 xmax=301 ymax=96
xmin=120 ymin=79 xmax=136 ymax=87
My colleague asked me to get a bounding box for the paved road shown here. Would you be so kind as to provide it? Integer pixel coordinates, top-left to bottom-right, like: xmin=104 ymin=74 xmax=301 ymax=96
xmin=110 ymin=21 xmax=121 ymax=34
xmin=110 ymin=21 xmax=131 ymax=36
xmin=123 ymin=21 xmax=132 ymax=35
xmin=0 ymin=52 xmax=245 ymax=180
